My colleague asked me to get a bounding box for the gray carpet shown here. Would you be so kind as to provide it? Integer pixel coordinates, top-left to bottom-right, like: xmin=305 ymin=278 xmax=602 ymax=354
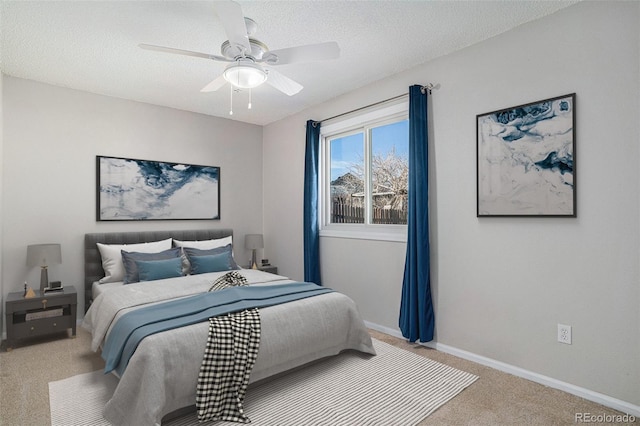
xmin=49 ymin=338 xmax=477 ymax=425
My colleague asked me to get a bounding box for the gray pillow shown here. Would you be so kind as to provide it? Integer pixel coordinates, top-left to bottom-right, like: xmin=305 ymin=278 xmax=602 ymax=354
xmin=121 ymin=247 xmax=182 ymax=284
xmin=183 ymin=244 xmax=239 ymax=272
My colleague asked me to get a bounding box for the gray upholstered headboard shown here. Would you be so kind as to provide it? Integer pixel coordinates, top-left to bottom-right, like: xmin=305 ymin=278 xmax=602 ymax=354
xmin=84 ymin=228 xmax=233 ymax=313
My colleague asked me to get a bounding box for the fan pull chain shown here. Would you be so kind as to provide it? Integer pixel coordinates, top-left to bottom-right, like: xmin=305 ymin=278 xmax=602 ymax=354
xmin=230 ymin=87 xmax=253 ymax=115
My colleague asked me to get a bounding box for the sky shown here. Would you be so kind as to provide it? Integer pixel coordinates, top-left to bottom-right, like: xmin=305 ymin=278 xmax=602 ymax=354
xmin=330 ymin=119 xmax=409 ymax=181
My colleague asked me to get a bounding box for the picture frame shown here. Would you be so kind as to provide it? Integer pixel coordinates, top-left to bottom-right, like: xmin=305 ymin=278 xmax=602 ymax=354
xmin=96 ymin=155 xmax=220 ymax=221
xmin=476 ymin=93 xmax=576 ymax=217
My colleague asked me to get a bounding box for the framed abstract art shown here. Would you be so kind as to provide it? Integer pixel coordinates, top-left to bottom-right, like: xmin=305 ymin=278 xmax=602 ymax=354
xmin=476 ymin=94 xmax=576 ymax=217
xmin=97 ymin=155 xmax=220 ymax=221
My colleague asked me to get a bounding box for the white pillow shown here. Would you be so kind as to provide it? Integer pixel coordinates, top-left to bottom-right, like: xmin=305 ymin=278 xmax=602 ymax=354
xmin=173 ymin=236 xmax=232 ymax=250
xmin=173 ymin=236 xmax=233 ymax=274
xmin=97 ymin=238 xmax=172 ymax=283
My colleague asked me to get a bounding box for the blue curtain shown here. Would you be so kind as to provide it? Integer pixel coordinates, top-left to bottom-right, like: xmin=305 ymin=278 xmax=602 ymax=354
xmin=303 ymin=120 xmax=322 ymax=285
xmin=399 ymin=85 xmax=434 ymax=342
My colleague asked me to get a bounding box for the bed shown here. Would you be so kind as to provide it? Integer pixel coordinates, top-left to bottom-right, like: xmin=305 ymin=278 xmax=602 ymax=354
xmin=82 ymin=229 xmax=375 ymax=425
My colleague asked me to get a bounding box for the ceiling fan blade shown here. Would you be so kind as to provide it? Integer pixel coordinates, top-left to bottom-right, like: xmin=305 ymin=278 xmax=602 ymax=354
xmin=262 ymin=41 xmax=340 ymax=65
xmin=139 ymin=43 xmax=229 ymax=62
xmin=200 ymin=75 xmax=228 ymax=92
xmin=265 ymin=69 xmax=303 ymax=96
xmin=213 ymin=1 xmax=251 ymax=55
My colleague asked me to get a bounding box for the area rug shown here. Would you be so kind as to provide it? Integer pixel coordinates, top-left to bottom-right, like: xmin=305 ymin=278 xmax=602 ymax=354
xmin=49 ymin=338 xmax=477 ymax=426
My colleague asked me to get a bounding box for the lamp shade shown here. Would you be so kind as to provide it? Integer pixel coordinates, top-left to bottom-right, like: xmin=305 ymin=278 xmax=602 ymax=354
xmin=223 ymin=61 xmax=267 ymax=89
xmin=26 ymin=244 xmax=62 ymax=267
xmin=244 ymin=234 xmax=264 ymax=250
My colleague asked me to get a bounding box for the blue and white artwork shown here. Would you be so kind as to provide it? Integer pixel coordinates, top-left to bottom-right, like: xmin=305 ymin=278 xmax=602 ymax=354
xmin=477 ymin=94 xmax=575 ymax=216
xmin=97 ymin=156 xmax=220 ymax=220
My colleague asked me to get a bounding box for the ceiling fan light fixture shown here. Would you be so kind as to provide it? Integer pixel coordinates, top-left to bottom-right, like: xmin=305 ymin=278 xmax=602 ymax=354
xmin=223 ymin=61 xmax=267 ymax=89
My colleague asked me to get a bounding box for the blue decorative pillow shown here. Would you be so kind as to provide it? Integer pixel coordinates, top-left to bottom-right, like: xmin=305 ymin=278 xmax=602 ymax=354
xmin=122 ymin=247 xmax=182 ymax=283
xmin=183 ymin=244 xmax=239 ymax=273
xmin=189 ymin=253 xmax=236 ymax=274
xmin=135 ymin=257 xmax=183 ymax=282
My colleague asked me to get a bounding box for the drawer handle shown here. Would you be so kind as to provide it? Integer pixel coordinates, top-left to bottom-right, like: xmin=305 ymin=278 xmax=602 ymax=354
xmin=53 ymin=323 xmax=57 ymax=327
xmin=42 ymin=299 xmax=48 ymax=309
xmin=30 ymin=326 xmax=35 ymax=331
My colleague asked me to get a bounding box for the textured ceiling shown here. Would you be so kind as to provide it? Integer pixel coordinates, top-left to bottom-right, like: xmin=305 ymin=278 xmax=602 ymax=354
xmin=1 ymin=1 xmax=578 ymax=125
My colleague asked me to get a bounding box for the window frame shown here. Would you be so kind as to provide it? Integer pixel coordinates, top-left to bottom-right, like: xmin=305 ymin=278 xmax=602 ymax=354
xmin=319 ymin=99 xmax=409 ymax=242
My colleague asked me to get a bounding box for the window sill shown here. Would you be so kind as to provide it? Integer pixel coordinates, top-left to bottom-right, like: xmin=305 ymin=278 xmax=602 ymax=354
xmin=320 ymin=227 xmax=407 ymax=243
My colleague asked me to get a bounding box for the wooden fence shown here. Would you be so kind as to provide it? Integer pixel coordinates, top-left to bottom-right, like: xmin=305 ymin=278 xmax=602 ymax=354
xmin=331 ymin=198 xmax=407 ymax=225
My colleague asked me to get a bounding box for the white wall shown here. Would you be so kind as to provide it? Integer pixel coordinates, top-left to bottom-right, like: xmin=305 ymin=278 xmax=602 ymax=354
xmin=1 ymin=77 xmax=264 ymax=327
xmin=0 ymin=4 xmax=4 ymax=335
xmin=0 ymin=72 xmax=4 ymax=336
xmin=264 ymin=1 xmax=639 ymax=409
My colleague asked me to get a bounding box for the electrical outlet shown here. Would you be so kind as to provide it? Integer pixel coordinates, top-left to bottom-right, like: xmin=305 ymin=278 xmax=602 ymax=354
xmin=558 ymin=324 xmax=572 ymax=345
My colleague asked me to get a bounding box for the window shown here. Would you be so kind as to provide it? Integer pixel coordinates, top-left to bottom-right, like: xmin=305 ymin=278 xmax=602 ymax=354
xmin=320 ymin=101 xmax=409 ymax=241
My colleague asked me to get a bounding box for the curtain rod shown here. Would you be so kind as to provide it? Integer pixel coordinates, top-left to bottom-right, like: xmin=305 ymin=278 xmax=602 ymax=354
xmin=316 ymin=83 xmax=434 ymax=125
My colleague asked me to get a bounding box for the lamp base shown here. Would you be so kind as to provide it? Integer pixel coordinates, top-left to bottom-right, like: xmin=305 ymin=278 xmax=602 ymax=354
xmin=251 ymin=250 xmax=258 ymax=269
xmin=40 ymin=266 xmax=49 ymax=294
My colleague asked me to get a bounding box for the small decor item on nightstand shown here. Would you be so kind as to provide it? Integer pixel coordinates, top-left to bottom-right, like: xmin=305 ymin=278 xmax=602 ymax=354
xmin=262 ymin=259 xmax=270 ymax=266
xmin=45 ymin=280 xmax=64 ymax=292
xmin=26 ymin=243 xmax=62 ymax=293
xmin=24 ymin=287 xmax=36 ymax=299
xmin=245 ymin=234 xmax=264 ymax=269
xmin=45 ymin=281 xmax=64 ymax=293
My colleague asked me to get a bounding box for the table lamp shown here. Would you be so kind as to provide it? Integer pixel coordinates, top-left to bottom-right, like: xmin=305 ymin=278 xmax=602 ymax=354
xmin=244 ymin=234 xmax=264 ymax=269
xmin=27 ymin=243 xmax=62 ymax=293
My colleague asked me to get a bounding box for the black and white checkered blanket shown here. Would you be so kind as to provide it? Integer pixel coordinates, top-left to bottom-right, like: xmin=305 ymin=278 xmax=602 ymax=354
xmin=196 ymin=272 xmax=261 ymax=423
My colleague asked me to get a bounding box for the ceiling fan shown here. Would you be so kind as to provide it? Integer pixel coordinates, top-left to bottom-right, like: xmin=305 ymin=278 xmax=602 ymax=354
xmin=139 ymin=1 xmax=340 ymax=97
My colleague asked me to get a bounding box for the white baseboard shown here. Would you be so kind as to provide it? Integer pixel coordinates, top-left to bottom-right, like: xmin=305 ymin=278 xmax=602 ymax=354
xmin=364 ymin=321 xmax=640 ymax=417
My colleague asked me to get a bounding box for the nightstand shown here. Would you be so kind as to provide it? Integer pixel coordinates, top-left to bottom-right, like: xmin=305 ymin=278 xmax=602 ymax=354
xmin=4 ymin=285 xmax=77 ymax=350
xmin=244 ymin=265 xmax=278 ymax=274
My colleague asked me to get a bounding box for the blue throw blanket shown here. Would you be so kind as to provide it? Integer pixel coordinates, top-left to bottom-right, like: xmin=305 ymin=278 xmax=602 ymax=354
xmin=102 ymin=282 xmax=333 ymax=375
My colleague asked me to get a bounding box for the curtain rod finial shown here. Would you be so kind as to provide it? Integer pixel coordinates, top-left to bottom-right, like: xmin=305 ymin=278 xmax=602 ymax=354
xmin=421 ymin=84 xmax=433 ymax=95
xmin=421 ymin=83 xmax=438 ymax=95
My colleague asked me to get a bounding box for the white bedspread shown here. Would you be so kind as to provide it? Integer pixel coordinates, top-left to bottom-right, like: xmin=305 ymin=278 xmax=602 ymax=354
xmin=82 ymin=270 xmax=375 ymax=425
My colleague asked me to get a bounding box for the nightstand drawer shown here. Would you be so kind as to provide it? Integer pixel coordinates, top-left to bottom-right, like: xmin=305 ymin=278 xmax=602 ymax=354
xmin=12 ymin=316 xmax=73 ymax=338
xmin=6 ymin=293 xmax=76 ymax=313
